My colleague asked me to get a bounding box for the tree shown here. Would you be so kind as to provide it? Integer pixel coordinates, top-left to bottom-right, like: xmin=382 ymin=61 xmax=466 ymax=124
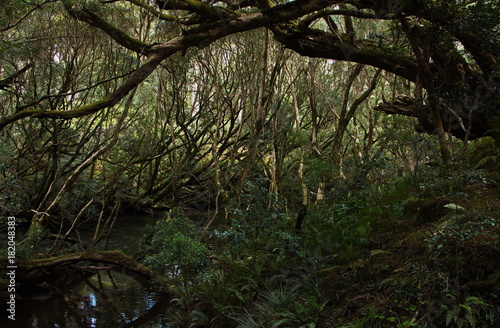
xmin=1 ymin=0 xmax=497 ymax=244
xmin=1 ymin=0 xmax=498 ymax=141
xmin=277 ymin=0 xmax=499 ymax=141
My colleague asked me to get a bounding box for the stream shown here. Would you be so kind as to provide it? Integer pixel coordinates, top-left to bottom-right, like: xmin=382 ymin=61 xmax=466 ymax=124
xmin=3 ymin=211 xmax=212 ymax=328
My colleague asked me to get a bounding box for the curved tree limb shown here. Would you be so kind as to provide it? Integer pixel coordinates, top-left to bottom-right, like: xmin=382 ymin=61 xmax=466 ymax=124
xmin=272 ymin=1 xmax=498 ymax=141
xmin=0 ymin=54 xmax=165 ymax=130
xmin=350 ymin=0 xmax=499 ymax=77
xmin=272 ymin=26 xmax=418 ymax=82
xmin=126 ymin=0 xmax=179 ymax=21
xmin=1 ymin=0 xmax=337 ymax=131
xmin=63 ymin=1 xmax=151 ymax=54
xmin=0 ymin=64 xmax=33 ymax=90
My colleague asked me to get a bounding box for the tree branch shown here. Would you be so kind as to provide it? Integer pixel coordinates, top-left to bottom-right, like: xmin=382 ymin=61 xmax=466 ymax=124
xmin=0 ymin=55 xmax=165 ymax=130
xmin=126 ymin=0 xmax=178 ymax=21
xmin=272 ymin=26 xmax=418 ymax=82
xmin=0 ymin=64 xmax=33 ymax=90
xmin=63 ymin=0 xmax=151 ymax=55
xmin=19 ymin=250 xmax=154 ymax=278
xmin=1 ymin=0 xmax=337 ymax=131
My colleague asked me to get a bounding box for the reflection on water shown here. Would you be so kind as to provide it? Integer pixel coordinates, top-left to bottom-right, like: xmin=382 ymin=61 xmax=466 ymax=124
xmin=10 ymin=269 xmax=171 ymax=328
xmin=3 ymin=211 xmax=216 ymax=328
xmin=79 ymin=212 xmax=167 ymax=252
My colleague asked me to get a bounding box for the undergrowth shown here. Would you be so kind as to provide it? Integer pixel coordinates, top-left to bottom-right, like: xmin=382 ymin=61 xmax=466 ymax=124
xmin=139 ymin=164 xmax=500 ymax=327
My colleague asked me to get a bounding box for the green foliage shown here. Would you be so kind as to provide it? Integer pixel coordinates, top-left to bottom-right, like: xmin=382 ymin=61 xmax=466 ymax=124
xmin=424 ymin=215 xmax=498 ymax=256
xmin=361 ymin=301 xmax=422 ymax=328
xmin=215 ymin=180 xmax=300 ymax=260
xmin=302 ymin=186 xmax=373 ymax=258
xmin=0 ymin=139 xmax=32 ymax=214
xmin=465 ymin=137 xmax=500 ymax=175
xmin=226 ymin=274 xmax=327 ymax=328
xmin=231 ymin=283 xmax=300 ymax=328
xmin=1 ymin=2 xmax=498 ymax=327
xmin=454 ymin=0 xmax=500 ymax=46
xmin=413 ymin=166 xmax=494 ymax=198
xmin=141 ymin=215 xmax=210 ymax=283
xmin=150 ymin=179 xmax=336 ymax=327
xmin=440 ymin=295 xmax=500 ymax=328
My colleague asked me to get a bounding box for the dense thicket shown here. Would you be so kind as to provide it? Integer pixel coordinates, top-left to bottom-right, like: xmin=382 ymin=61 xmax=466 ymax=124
xmin=0 ymin=1 xmax=499 ymax=327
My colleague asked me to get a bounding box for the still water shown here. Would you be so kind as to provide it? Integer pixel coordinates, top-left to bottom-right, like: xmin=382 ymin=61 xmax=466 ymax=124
xmin=10 ymin=270 xmax=172 ymax=328
xmin=4 ymin=211 xmax=194 ymax=328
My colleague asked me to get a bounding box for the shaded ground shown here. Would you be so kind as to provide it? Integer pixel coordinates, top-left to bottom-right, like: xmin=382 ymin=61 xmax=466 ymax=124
xmin=318 ymin=181 xmax=500 ymax=327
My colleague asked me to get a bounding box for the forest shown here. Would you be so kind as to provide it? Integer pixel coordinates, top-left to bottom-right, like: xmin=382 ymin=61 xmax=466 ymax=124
xmin=0 ymin=0 xmax=499 ymax=327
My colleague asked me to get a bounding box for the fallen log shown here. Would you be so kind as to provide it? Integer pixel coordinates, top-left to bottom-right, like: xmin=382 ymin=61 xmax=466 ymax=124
xmin=18 ymin=250 xmax=153 ymax=278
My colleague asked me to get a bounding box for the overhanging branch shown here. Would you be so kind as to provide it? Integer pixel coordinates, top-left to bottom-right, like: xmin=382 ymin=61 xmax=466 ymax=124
xmin=63 ymin=0 xmax=151 ymax=55
xmin=272 ymin=26 xmax=418 ymax=82
xmin=1 ymin=0 xmax=337 ymax=131
xmin=0 ymin=55 xmax=166 ymax=130
xmin=0 ymin=64 xmax=33 ymax=90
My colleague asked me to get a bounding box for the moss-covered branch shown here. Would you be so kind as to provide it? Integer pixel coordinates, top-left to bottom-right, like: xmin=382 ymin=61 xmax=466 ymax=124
xmin=126 ymin=0 xmax=178 ymax=21
xmin=272 ymin=26 xmax=418 ymax=82
xmin=0 ymin=64 xmax=32 ymax=90
xmin=0 ymin=54 xmax=166 ymax=130
xmin=1 ymin=0 xmax=336 ymax=131
xmin=19 ymin=250 xmax=154 ymax=278
xmin=63 ymin=0 xmax=151 ymax=55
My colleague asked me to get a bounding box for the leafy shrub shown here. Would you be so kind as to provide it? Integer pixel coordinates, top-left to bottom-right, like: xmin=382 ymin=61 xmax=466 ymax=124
xmin=301 ymin=189 xmax=373 ymax=259
xmin=141 ymin=215 xmax=210 ymax=284
xmin=465 ymin=137 xmax=500 ymax=174
xmin=215 ymin=180 xmax=300 ymax=261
